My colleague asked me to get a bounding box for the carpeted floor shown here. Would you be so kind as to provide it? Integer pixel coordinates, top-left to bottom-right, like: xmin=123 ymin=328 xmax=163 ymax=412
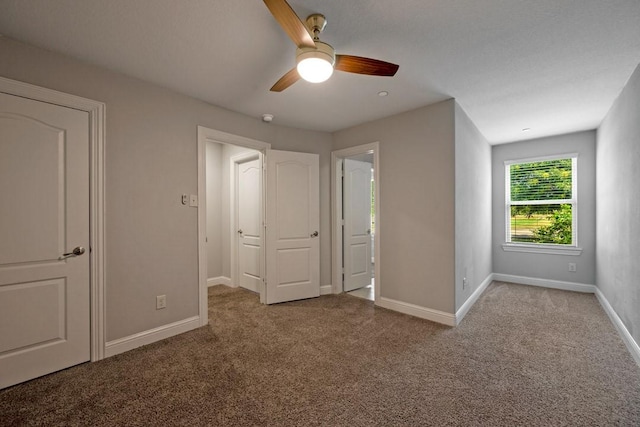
xmin=1 ymin=281 xmax=639 ymax=426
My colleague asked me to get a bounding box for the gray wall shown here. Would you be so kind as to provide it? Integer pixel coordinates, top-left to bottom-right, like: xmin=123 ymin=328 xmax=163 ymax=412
xmin=333 ymin=100 xmax=456 ymax=313
xmin=492 ymin=131 xmax=596 ymax=284
xmin=454 ymin=103 xmax=492 ymax=311
xmin=0 ymin=36 xmax=332 ymax=342
xmin=205 ymin=142 xmax=222 ymax=279
xmin=597 ymin=63 xmax=640 ymax=344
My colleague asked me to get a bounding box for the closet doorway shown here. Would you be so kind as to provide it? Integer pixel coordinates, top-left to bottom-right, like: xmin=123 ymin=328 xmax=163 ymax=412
xmin=198 ymin=126 xmax=321 ymax=319
xmin=331 ymin=142 xmax=380 ymax=302
xmin=203 ymin=137 xmax=264 ymax=297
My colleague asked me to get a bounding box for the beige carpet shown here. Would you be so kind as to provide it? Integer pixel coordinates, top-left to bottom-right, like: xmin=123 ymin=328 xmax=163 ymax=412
xmin=1 ymin=281 xmax=639 ymax=426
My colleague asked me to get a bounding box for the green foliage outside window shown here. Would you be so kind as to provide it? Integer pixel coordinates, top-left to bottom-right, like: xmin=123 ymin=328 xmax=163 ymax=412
xmin=532 ymin=204 xmax=572 ymax=244
xmin=509 ymin=158 xmax=574 ymax=245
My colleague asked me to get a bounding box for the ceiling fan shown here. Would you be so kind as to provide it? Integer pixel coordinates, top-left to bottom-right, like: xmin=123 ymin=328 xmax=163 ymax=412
xmin=263 ymin=0 xmax=400 ymax=92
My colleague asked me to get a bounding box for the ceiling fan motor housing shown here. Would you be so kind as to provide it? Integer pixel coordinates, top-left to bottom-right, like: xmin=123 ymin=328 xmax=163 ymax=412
xmin=296 ymin=41 xmax=335 ymax=67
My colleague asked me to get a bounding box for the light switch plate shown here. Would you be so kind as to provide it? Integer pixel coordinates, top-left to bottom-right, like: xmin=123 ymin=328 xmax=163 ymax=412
xmin=189 ymin=194 xmax=198 ymax=207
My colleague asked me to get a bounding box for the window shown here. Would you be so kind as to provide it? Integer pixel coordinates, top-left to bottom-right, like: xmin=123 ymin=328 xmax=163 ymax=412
xmin=505 ymin=155 xmax=578 ymax=251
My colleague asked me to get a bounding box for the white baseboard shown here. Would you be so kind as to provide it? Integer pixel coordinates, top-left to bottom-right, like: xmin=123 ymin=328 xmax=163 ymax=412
xmin=377 ymin=297 xmax=456 ymax=326
xmin=105 ymin=316 xmax=200 ymax=358
xmin=207 ymin=276 xmax=231 ymax=287
xmin=455 ymin=273 xmax=494 ymax=325
xmin=492 ymin=273 xmax=596 ymax=293
xmin=595 ymin=289 xmax=640 ymax=367
xmin=320 ymin=284 xmax=333 ymax=295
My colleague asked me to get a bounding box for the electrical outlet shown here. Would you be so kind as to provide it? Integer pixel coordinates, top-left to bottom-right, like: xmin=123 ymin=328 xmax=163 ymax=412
xmin=463 ymin=277 xmax=468 ymax=289
xmin=568 ymin=263 xmax=577 ymax=273
xmin=156 ymin=295 xmax=167 ymax=310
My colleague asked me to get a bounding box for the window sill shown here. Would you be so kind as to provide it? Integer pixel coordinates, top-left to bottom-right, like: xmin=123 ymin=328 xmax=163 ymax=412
xmin=502 ymin=243 xmax=583 ymax=256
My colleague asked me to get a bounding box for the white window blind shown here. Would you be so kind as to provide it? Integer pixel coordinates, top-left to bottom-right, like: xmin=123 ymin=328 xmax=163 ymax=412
xmin=505 ymin=156 xmax=577 ymax=246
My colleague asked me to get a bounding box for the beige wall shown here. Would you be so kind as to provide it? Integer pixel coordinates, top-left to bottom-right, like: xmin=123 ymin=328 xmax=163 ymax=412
xmin=0 ymin=36 xmax=332 ymax=342
xmin=333 ymin=100 xmax=456 ymax=313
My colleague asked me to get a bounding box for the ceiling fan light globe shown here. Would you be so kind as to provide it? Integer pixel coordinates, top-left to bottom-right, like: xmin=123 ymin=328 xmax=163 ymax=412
xmin=296 ymin=41 xmax=335 ymax=83
xmin=297 ymin=57 xmax=334 ymax=83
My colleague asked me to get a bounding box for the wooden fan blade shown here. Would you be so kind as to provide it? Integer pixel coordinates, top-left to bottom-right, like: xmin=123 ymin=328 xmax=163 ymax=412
xmin=335 ymin=55 xmax=399 ymax=76
xmin=270 ymin=68 xmax=301 ymax=92
xmin=263 ymin=0 xmax=316 ymax=49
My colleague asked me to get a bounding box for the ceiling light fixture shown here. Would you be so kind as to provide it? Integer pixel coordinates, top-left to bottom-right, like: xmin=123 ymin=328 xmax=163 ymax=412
xmin=522 ymin=127 xmax=531 ymax=132
xmin=296 ymin=41 xmax=335 ymax=83
xmin=262 ymin=113 xmax=274 ymax=123
xmin=378 ymin=91 xmax=389 ymax=97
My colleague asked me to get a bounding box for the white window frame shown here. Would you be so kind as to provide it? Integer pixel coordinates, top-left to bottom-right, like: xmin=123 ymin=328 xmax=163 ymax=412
xmin=503 ymin=154 xmax=582 ymax=256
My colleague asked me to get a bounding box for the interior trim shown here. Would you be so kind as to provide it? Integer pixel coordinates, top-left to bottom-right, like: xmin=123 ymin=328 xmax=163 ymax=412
xmin=105 ymin=316 xmax=200 ymax=358
xmin=320 ymin=284 xmax=333 ymax=295
xmin=492 ymin=273 xmax=595 ymax=293
xmin=502 ymin=243 xmax=583 ymax=256
xmin=377 ymin=297 xmax=456 ymax=327
xmin=595 ymin=288 xmax=640 ymax=367
xmin=207 ymin=276 xmax=232 ymax=287
xmin=455 ymin=273 xmax=494 ymax=325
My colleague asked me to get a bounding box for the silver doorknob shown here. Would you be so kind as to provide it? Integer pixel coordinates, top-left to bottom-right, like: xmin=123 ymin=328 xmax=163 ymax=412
xmin=60 ymin=246 xmax=85 ymax=260
xmin=310 ymin=231 xmax=318 ymax=238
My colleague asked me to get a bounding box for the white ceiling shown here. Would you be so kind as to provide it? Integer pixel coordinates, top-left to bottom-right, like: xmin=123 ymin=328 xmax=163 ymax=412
xmin=1 ymin=0 xmax=639 ymax=144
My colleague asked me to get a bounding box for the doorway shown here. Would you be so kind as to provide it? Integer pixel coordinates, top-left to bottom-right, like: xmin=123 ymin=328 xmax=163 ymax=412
xmin=197 ymin=127 xmax=321 ymax=322
xmin=343 ymin=155 xmax=374 ymax=299
xmin=331 ymin=142 xmax=380 ymax=302
xmin=202 ymin=136 xmax=264 ymax=298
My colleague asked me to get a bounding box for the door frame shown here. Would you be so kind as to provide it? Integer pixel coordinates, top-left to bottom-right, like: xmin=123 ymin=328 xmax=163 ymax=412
xmin=197 ymin=126 xmax=271 ymax=321
xmin=0 ymin=76 xmax=107 ymax=361
xmin=331 ymin=142 xmax=380 ymax=302
xmin=230 ymin=151 xmax=262 ymax=293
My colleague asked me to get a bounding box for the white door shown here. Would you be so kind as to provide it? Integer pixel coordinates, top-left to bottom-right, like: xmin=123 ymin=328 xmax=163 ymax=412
xmin=0 ymin=92 xmax=90 ymax=389
xmin=343 ymin=159 xmax=373 ymax=291
xmin=265 ymin=150 xmax=319 ymax=304
xmin=236 ymin=157 xmax=262 ymax=292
